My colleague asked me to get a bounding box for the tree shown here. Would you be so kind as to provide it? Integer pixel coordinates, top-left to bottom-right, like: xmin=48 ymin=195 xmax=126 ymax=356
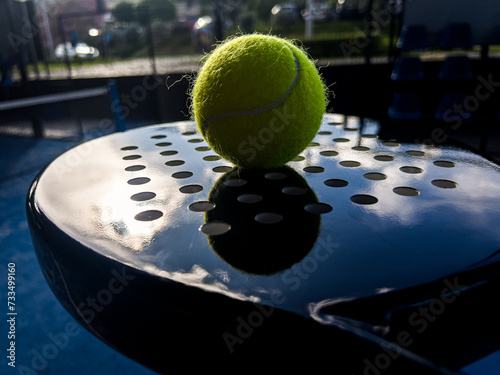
xmin=246 ymin=0 xmax=276 ymax=23
xmin=112 ymin=1 xmax=136 ymax=23
xmin=137 ymin=0 xmax=177 ymax=25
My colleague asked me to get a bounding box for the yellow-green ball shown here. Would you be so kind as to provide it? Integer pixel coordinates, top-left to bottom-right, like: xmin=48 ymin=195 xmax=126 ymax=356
xmin=191 ymin=34 xmax=327 ymax=169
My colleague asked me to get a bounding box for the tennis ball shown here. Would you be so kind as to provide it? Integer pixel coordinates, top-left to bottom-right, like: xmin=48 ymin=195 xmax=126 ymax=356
xmin=191 ymin=34 xmax=327 ymax=168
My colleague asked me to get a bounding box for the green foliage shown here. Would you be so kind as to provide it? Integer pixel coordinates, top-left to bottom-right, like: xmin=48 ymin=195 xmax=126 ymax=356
xmin=137 ymin=0 xmax=177 ymax=25
xmin=259 ymin=0 xmax=280 ymax=22
xmin=112 ymin=1 xmax=136 ymax=23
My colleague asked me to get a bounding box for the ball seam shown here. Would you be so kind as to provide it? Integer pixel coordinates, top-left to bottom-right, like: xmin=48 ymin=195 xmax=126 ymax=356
xmin=201 ymin=51 xmax=301 ymax=135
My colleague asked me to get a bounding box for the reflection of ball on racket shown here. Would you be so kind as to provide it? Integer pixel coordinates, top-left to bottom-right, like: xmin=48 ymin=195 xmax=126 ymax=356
xmin=191 ymin=34 xmax=327 ymax=168
xmin=202 ymin=166 xmax=326 ymax=275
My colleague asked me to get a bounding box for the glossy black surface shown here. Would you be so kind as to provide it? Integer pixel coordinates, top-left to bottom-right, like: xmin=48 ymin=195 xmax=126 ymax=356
xmin=27 ymin=114 xmax=500 ymax=374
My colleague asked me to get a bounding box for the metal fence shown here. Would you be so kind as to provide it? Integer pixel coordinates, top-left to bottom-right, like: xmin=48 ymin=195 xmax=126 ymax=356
xmin=1 ymin=0 xmax=497 ymax=81
xmin=0 ymin=0 xmax=409 ymax=81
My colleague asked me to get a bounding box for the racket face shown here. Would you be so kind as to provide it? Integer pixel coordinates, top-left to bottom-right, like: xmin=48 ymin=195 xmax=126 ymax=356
xmin=31 ymin=114 xmax=500 ymax=321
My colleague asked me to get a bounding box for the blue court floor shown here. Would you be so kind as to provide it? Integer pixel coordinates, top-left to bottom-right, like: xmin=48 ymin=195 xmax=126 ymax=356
xmin=0 ymin=127 xmax=157 ymax=374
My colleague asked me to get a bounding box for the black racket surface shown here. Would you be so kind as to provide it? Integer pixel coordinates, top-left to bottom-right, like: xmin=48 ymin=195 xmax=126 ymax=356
xmin=28 ymin=114 xmax=500 ymax=374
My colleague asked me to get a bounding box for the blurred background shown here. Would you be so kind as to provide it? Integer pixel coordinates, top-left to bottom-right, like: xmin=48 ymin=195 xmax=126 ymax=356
xmin=2 ymin=0 xmax=404 ymax=80
xmin=2 ymin=0 xmax=499 ymax=142
xmin=1 ymin=0 xmax=500 ymax=374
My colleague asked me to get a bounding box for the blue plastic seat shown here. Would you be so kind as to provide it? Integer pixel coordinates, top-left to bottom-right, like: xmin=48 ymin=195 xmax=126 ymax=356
xmin=391 ymin=57 xmax=424 ymax=81
xmin=397 ymin=25 xmax=428 ymax=51
xmin=435 ymin=93 xmax=470 ymax=122
xmin=439 ymin=55 xmax=473 ymax=80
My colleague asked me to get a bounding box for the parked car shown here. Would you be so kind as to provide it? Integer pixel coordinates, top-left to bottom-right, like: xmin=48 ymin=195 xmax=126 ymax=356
xmin=301 ymin=3 xmax=334 ymax=21
xmin=271 ymin=3 xmax=300 ymax=19
xmin=270 ymin=3 xmax=301 ymax=26
xmin=55 ymin=42 xmax=99 ymax=59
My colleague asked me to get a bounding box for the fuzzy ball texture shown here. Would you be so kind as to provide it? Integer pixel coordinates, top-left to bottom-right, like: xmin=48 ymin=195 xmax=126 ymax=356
xmin=191 ymin=34 xmax=327 ymax=168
